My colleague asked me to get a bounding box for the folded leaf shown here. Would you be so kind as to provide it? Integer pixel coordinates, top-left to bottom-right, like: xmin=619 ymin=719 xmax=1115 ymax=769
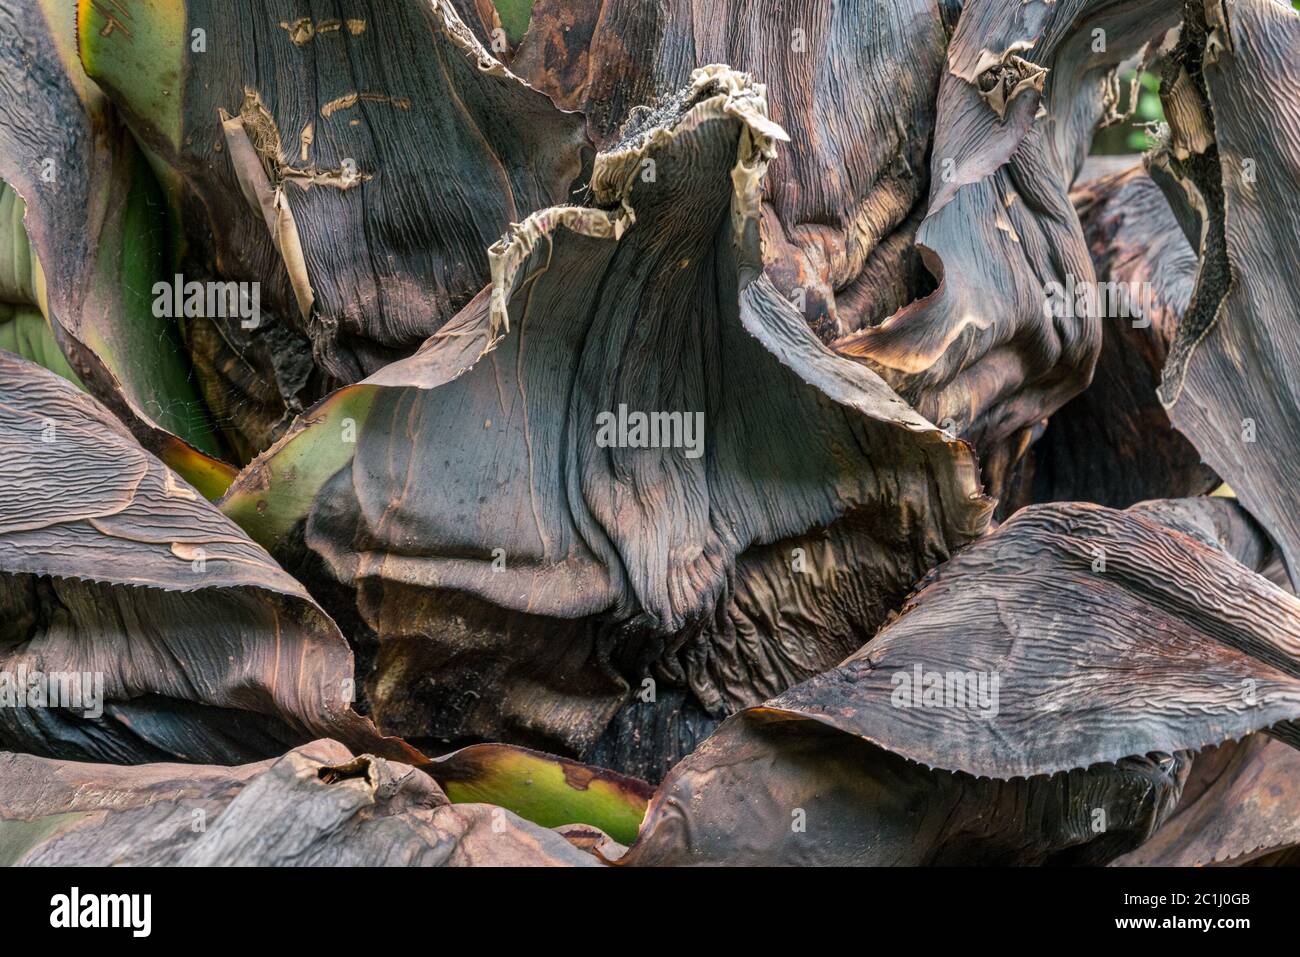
xmin=835 ymin=0 xmax=1182 ymax=494
xmin=999 ymin=167 xmax=1219 ymax=515
xmin=0 ymin=352 xmax=418 ymax=766
xmin=511 ymin=0 xmax=950 ymax=340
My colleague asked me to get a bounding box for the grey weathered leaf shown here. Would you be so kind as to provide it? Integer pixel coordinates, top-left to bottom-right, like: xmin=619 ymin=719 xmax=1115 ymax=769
xmin=0 ymin=739 xmax=596 ymax=866
xmin=511 ymin=0 xmax=950 ymax=340
xmin=80 ymin=0 xmax=591 ymax=391
xmin=625 ymin=498 xmax=1300 ymax=864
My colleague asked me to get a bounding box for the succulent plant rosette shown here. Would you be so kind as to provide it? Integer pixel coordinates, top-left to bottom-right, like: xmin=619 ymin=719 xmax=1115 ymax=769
xmin=2 ymin=0 xmax=1300 ymax=868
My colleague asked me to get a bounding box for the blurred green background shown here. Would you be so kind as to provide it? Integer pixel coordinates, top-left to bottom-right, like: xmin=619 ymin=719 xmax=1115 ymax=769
xmin=1091 ymin=70 xmax=1164 ymax=155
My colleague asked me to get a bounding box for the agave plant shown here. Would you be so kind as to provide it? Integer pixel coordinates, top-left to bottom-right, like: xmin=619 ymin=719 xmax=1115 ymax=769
xmin=2 ymin=0 xmax=1300 ymax=870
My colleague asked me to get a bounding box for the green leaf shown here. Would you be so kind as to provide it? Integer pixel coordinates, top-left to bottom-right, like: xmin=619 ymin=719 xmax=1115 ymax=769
xmin=427 ymin=744 xmax=651 ymax=846
xmin=1137 ymin=90 xmax=1162 ymax=123
xmin=494 ymin=0 xmax=534 ymax=45
xmin=218 ymin=386 xmax=378 ymax=551
xmin=0 ymin=0 xmax=232 ymax=495
xmin=0 ymin=183 xmax=80 ymax=385
xmin=1127 ymin=129 xmax=1153 ymax=150
xmin=0 ymin=305 xmax=81 ymax=386
xmin=76 ymin=0 xmax=186 ymax=155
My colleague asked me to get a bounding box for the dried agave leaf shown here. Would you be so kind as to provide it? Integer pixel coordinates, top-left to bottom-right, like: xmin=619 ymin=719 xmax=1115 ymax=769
xmin=835 ymin=0 xmax=1182 ymax=494
xmin=624 ymin=498 xmax=1300 ymax=865
xmin=78 ymin=0 xmax=591 ymax=389
xmin=1124 ymin=496 xmax=1279 ymax=575
xmin=0 ymin=0 xmax=231 ymax=494
xmin=0 ymin=353 xmax=417 ymax=766
xmin=220 ymin=67 xmax=990 ymax=775
xmin=999 ymin=167 xmax=1218 ymax=516
xmin=511 ymin=0 xmax=949 ymax=340
xmin=1148 ymin=0 xmax=1300 ymax=588
xmin=0 ymin=739 xmax=596 ymax=866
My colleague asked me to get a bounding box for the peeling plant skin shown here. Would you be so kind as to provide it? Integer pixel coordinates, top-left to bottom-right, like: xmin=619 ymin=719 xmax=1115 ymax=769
xmin=223 ymin=68 xmax=991 ymax=773
xmin=78 ymin=0 xmax=591 ymax=404
xmin=1150 ymin=0 xmax=1300 ymax=589
xmin=1000 ymin=166 xmax=1219 ymax=516
xmin=447 ymin=0 xmax=509 ymax=52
